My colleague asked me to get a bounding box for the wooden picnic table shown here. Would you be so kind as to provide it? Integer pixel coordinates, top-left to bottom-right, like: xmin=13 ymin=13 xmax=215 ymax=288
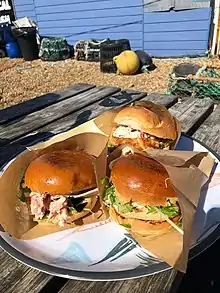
xmin=0 ymin=83 xmax=219 ymax=293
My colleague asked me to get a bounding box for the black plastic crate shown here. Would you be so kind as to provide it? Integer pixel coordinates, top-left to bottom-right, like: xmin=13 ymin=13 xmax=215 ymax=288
xmin=100 ymin=39 xmax=130 ymax=73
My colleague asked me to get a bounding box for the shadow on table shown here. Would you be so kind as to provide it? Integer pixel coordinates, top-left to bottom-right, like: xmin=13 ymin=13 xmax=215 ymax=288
xmin=70 ymin=91 xmax=139 ymax=130
xmin=71 ymin=110 xmax=92 ymax=129
xmin=0 ymin=138 xmax=10 ymax=147
xmin=0 ymin=92 xmax=63 ymax=126
xmin=99 ymin=90 xmax=135 ymax=107
xmin=176 ymin=237 xmax=220 ymax=293
xmin=40 ymin=276 xmax=67 ymax=293
xmin=0 ymin=131 xmax=54 ymax=168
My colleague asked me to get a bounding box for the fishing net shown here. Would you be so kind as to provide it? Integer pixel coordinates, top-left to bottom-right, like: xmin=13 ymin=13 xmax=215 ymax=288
xmin=167 ymin=65 xmax=220 ymax=100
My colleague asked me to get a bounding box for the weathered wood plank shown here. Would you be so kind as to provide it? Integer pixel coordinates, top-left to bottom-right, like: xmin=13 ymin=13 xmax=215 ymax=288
xmin=0 ymin=86 xmax=120 ymax=146
xmin=0 ymin=90 xmax=145 ymax=166
xmin=193 ymin=104 xmax=220 ymax=154
xmin=0 ymin=249 xmax=53 ymax=293
xmin=37 ymin=92 xmax=177 ymax=135
xmin=32 ymin=91 xmax=178 ymax=135
xmin=169 ymin=97 xmax=214 ymax=135
xmin=58 ymin=270 xmax=177 ymax=293
xmin=0 ymin=83 xmax=95 ymax=125
xmin=0 ymin=91 xmax=146 ymax=167
xmin=0 ymin=90 xmax=144 ymax=167
xmin=39 ymin=90 xmax=147 ymax=134
xmin=0 ymin=91 xmax=181 ymax=168
xmin=142 ymin=93 xmax=178 ymax=108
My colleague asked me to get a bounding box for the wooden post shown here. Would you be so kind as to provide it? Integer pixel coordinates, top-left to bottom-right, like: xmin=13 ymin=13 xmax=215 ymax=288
xmin=217 ymin=12 xmax=220 ymax=55
xmin=211 ymin=0 xmax=220 ymax=56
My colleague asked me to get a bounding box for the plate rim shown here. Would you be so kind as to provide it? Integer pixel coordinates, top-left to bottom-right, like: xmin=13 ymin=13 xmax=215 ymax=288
xmin=0 ymin=133 xmax=220 ymax=281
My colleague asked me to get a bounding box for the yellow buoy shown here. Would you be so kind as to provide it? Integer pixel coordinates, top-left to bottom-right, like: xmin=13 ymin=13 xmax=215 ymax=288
xmin=113 ymin=50 xmax=140 ymax=75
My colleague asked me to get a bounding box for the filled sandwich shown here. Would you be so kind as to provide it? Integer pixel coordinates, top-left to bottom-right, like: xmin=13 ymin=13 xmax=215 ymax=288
xmin=21 ymin=150 xmax=98 ymax=226
xmin=108 ymin=101 xmax=179 ymax=152
xmin=103 ymin=153 xmax=181 ymax=235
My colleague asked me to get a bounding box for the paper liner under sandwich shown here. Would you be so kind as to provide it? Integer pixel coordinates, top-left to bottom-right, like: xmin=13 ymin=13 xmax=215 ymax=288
xmin=105 ymin=145 xmax=215 ymax=272
xmin=93 ymin=101 xmax=182 ymax=150
xmin=0 ymin=132 xmax=108 ymax=240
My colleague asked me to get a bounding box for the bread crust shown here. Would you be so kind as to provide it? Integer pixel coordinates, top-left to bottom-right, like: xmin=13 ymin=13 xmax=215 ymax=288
xmin=111 ymin=153 xmax=177 ymax=206
xmin=113 ymin=101 xmax=177 ymax=140
xmin=25 ymin=150 xmax=96 ymax=195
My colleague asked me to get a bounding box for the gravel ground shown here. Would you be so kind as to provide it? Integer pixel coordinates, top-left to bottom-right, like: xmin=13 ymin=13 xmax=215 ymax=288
xmin=0 ymin=57 xmax=220 ymax=109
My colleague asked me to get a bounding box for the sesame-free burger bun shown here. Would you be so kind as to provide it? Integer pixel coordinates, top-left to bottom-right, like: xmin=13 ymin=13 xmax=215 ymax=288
xmin=25 ymin=150 xmax=97 ymax=195
xmin=111 ymin=153 xmax=177 ymax=206
xmin=113 ymin=101 xmax=177 ymax=140
xmin=109 ymin=206 xmax=180 ymax=235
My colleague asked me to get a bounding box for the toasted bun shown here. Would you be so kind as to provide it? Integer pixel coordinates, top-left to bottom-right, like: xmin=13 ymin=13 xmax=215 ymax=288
xmin=113 ymin=101 xmax=177 ymax=140
xmin=109 ymin=206 xmax=180 ymax=235
xmin=111 ymin=153 xmax=177 ymax=206
xmin=25 ymin=150 xmax=96 ymax=195
xmin=36 ymin=195 xmax=98 ymax=224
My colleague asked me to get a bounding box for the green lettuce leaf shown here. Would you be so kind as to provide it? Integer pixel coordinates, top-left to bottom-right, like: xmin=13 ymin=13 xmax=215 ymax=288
xmin=145 ymin=205 xmax=157 ymax=214
xmin=19 ymin=193 xmax=27 ymax=203
xmin=102 ymin=181 xmax=133 ymax=213
xmin=159 ymin=205 xmax=179 ymax=217
xmin=69 ymin=207 xmax=77 ymax=214
xmin=100 ymin=176 xmax=110 ymax=187
xmin=118 ymin=202 xmax=133 ymax=213
xmin=105 ymin=185 xmax=115 ymax=201
xmin=19 ymin=181 xmax=31 ymax=203
xmin=145 ymin=202 xmax=179 ymax=217
xmin=120 ymin=223 xmax=131 ymax=229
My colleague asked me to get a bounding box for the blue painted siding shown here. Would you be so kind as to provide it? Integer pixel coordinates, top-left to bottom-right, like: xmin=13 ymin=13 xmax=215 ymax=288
xmin=14 ymin=0 xmax=36 ymax=21
xmin=13 ymin=0 xmax=212 ymax=57
xmin=144 ymin=8 xmax=211 ymax=57
xmin=33 ymin=0 xmax=143 ymax=51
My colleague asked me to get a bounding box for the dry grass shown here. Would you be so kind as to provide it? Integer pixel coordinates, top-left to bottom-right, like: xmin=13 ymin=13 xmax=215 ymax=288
xmin=0 ymin=57 xmax=220 ymax=109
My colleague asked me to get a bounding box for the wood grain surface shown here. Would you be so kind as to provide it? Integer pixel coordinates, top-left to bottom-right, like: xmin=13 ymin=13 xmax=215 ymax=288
xmin=169 ymin=97 xmax=214 ymax=134
xmin=193 ymin=104 xmax=220 ymax=153
xmin=142 ymin=93 xmax=178 ymax=108
xmin=0 ymin=249 xmax=52 ymax=293
xmin=39 ymin=90 xmax=148 ymax=134
xmin=0 ymin=86 xmax=120 ymax=145
xmin=58 ymin=270 xmax=177 ymax=293
xmin=0 ymin=90 xmax=146 ymax=167
xmin=0 ymin=92 xmax=177 ymax=167
xmin=0 ymin=84 xmax=95 ymax=125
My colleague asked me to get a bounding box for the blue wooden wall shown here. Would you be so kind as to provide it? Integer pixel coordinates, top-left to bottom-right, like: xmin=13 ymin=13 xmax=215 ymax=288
xmin=144 ymin=8 xmax=212 ymax=57
xmin=14 ymin=0 xmax=36 ymax=22
xmin=13 ymin=0 xmax=212 ymax=57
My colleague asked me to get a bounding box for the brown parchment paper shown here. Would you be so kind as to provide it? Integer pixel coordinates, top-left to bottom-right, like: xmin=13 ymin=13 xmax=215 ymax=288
xmin=0 ymin=131 xmax=108 ymax=240
xmin=107 ymin=145 xmax=215 ymax=272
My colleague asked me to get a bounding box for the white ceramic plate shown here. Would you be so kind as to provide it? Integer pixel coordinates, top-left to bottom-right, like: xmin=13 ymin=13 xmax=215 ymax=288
xmin=0 ymin=134 xmax=220 ymax=281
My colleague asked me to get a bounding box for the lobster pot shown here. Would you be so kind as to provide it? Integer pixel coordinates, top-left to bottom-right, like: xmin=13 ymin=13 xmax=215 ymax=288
xmin=100 ymin=39 xmax=130 ymax=73
xmin=118 ymin=39 xmax=131 ymax=51
xmin=74 ymin=39 xmax=108 ymax=61
xmin=87 ymin=39 xmax=107 ymax=61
